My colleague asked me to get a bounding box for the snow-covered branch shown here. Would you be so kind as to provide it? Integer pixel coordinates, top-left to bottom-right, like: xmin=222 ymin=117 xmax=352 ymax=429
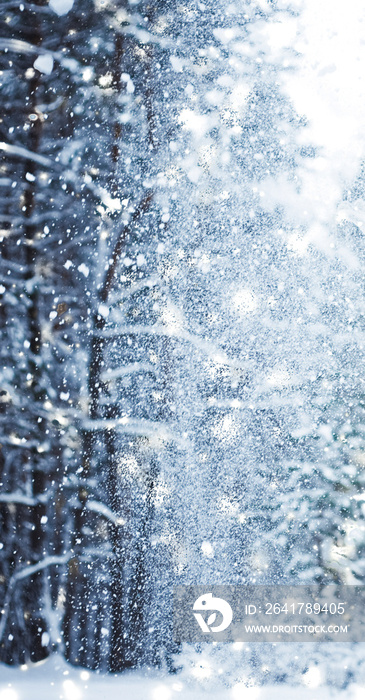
xmin=0 ymin=492 xmax=48 ymax=506
xmin=85 ymin=500 xmax=125 ymax=527
xmin=80 ymin=416 xmax=187 ymax=447
xmin=100 ymin=362 xmax=156 ymax=383
xmin=95 ymin=323 xmax=250 ymax=370
xmin=0 ymin=141 xmax=54 ymax=167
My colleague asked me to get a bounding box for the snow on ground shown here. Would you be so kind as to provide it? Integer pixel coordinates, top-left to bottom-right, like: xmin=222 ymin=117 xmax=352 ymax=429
xmin=0 ymin=655 xmax=364 ymax=700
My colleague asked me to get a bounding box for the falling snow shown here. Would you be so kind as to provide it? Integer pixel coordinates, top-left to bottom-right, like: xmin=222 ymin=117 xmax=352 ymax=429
xmin=1 ymin=0 xmax=365 ymax=696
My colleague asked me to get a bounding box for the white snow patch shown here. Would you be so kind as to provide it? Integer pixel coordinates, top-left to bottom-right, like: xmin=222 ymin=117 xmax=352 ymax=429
xmin=49 ymin=0 xmax=74 ymax=16
xmin=33 ymin=54 xmax=54 ymax=75
xmin=63 ymin=679 xmax=82 ymax=700
xmin=77 ymin=263 xmax=89 ymax=278
xmin=100 ymin=191 xmax=122 ymax=212
xmin=302 ymin=666 xmax=322 ymax=688
xmin=170 ymin=55 xmax=184 ymax=72
xmin=232 ymin=685 xmax=261 ymax=699
xmin=0 ymin=689 xmax=18 ymax=700
xmin=187 ymin=166 xmax=202 ymax=183
xmin=179 ymin=109 xmax=211 ymax=137
xmin=41 ymin=632 xmax=49 ymax=647
xmin=213 ymin=27 xmax=241 ymax=44
xmin=201 ymin=540 xmax=214 ymax=558
xmin=232 ymin=288 xmax=257 ymax=315
xmin=98 ymin=304 xmax=109 ymax=318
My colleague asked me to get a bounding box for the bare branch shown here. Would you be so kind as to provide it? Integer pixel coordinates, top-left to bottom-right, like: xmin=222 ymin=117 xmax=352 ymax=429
xmin=99 ymin=190 xmax=153 ymax=302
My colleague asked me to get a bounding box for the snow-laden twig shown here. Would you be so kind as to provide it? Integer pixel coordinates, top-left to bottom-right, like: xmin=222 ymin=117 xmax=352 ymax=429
xmin=81 ymin=416 xmax=187 ymax=447
xmin=86 ymin=500 xmax=125 ymax=527
xmin=108 ymin=275 xmax=161 ymax=304
xmin=0 ymin=37 xmax=66 ymax=64
xmin=0 ymin=436 xmax=47 ymax=449
xmin=0 ymin=37 xmax=52 ymax=55
xmin=118 ymin=14 xmax=176 ymax=51
xmin=0 ymin=492 xmax=48 ymax=506
xmin=0 ymin=141 xmax=53 ymax=167
xmin=95 ymin=323 xmax=251 ymax=371
xmin=100 ymin=362 xmax=156 ymax=383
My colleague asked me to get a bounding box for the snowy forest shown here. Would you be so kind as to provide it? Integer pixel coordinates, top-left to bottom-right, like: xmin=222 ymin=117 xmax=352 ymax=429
xmin=1 ymin=0 xmax=365 ymax=696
